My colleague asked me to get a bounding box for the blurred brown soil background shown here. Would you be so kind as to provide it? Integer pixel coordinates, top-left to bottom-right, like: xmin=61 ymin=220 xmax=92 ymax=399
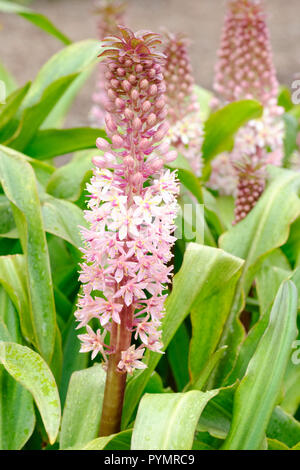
xmin=1 ymin=0 xmax=300 ymax=128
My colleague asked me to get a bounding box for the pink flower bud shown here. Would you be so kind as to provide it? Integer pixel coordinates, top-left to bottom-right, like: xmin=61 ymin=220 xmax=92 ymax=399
xmin=151 ymin=159 xmax=164 ymax=172
xmin=152 ymin=122 xmax=169 ymax=142
xmin=105 ymin=114 xmax=117 ymax=132
xmin=149 ymin=84 xmax=157 ymax=96
xmin=124 ymin=108 xmax=134 ymax=120
xmin=135 ymin=64 xmax=143 ymax=73
xmin=139 ymin=138 xmax=151 ymax=151
xmin=123 ymin=156 xmax=135 ymax=168
xmin=128 ymin=74 xmax=136 ymax=84
xmin=92 ymin=156 xmax=107 ymax=168
xmin=107 ymin=88 xmax=117 ymax=100
xmin=133 ymin=117 xmax=142 ymax=131
xmin=164 ymin=151 xmax=177 ymax=163
xmin=122 ymin=80 xmax=131 ymax=92
xmin=155 ymin=98 xmax=165 ymax=109
xmin=147 ymin=113 xmax=157 ymax=127
xmin=131 ymin=89 xmax=139 ymax=101
xmin=112 ymin=134 xmax=124 ymax=148
xmin=131 ymin=172 xmax=143 ymax=186
xmin=115 ymin=98 xmax=125 ymax=109
xmin=111 ymin=79 xmax=119 ymax=89
xmin=142 ymin=100 xmax=151 ymax=113
xmin=140 ymin=79 xmax=149 ymax=90
xmin=96 ymin=137 xmax=110 ymax=151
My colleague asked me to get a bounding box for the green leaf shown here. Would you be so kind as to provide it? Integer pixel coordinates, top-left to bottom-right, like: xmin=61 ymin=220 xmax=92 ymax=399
xmin=0 ymin=146 xmax=56 ymax=361
xmin=282 ymin=113 xmax=299 ymax=167
xmin=60 ymin=365 xmax=106 ymax=450
xmin=167 ymin=323 xmax=190 ymax=391
xmin=194 ymin=85 xmax=213 ymax=120
xmin=0 ymin=255 xmax=34 ymax=345
xmin=0 ymin=342 xmax=61 ymax=444
xmin=283 ymin=217 xmax=300 ymax=268
xmin=59 ymin=316 xmax=89 ymax=407
xmin=8 ymin=74 xmax=78 ymax=151
xmin=176 ymin=191 xmax=207 ymax=245
xmin=82 ymin=430 xmax=132 ymax=450
xmin=197 ymin=383 xmax=236 ymax=440
xmin=278 ymin=86 xmax=294 ymax=112
xmin=41 ymin=66 xmax=95 ymax=130
xmin=221 ymin=167 xmax=300 ymax=294
xmin=131 ymin=390 xmax=218 ymax=450
xmin=0 ymin=366 xmax=35 ymax=450
xmin=0 ymin=60 xmax=17 ymax=95
xmin=222 ymin=281 xmax=298 ymax=450
xmin=0 ymin=289 xmax=35 ymax=450
xmin=168 ymin=153 xmax=203 ymax=203
xmin=214 ymin=167 xmax=300 ymax=385
xmin=0 ymin=82 xmax=30 ymax=132
xmin=267 ymin=439 xmax=290 ymax=450
xmin=281 ymin=359 xmax=300 ymax=416
xmin=21 ymin=40 xmax=99 ymax=110
xmin=46 ymin=150 xmax=95 ymax=201
xmin=122 ymin=243 xmax=243 ymax=428
xmin=0 ymin=0 xmax=71 ymax=45
xmin=267 ymin=406 xmax=300 ymax=448
xmin=223 ymin=264 xmax=291 ymax=386
xmin=215 ymin=195 xmax=235 ymax=230
xmin=202 ymin=100 xmax=263 ymax=162
xmin=26 ymin=128 xmax=107 ymax=160
xmin=188 ymin=346 xmax=228 ymax=392
xmin=41 ymin=194 xmax=86 ymax=248
xmin=0 ymin=287 xmax=21 ymax=343
xmin=189 ymin=262 xmax=241 ymax=383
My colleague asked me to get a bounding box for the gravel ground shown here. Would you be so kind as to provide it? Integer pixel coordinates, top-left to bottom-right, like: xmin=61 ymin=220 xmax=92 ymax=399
xmin=1 ymin=0 xmax=300 ymax=128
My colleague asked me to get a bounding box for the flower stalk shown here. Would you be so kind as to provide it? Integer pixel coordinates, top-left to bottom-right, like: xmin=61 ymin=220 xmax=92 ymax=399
xmin=99 ymin=306 xmax=132 ymax=436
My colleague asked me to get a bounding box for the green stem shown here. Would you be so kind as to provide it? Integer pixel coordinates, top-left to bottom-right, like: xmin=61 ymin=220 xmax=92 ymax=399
xmin=99 ymin=306 xmax=132 ymax=436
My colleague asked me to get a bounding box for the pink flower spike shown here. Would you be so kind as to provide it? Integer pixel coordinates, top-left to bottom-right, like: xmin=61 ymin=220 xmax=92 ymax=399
xmin=163 ymin=31 xmax=204 ymax=176
xmin=75 ymin=26 xmax=179 ymax=375
xmin=209 ymin=0 xmax=284 ymax=222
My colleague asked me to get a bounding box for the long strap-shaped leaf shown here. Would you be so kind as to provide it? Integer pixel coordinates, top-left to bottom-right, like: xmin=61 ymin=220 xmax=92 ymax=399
xmin=60 ymin=365 xmax=106 ymax=450
xmin=0 ymin=146 xmax=56 ymax=362
xmin=8 ymin=74 xmax=78 ymax=151
xmin=0 ymin=342 xmax=61 ymax=445
xmin=0 ymin=254 xmax=34 ymax=345
xmin=213 ymin=167 xmax=300 ymax=385
xmin=222 ymin=280 xmax=298 ymax=450
xmin=0 ymin=289 xmax=35 ymax=450
xmin=202 ymin=100 xmax=263 ymax=163
xmin=131 ymin=390 xmax=218 ymax=450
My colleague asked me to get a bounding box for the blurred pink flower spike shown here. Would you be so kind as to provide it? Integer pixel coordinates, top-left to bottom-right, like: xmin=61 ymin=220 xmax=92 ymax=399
xmin=210 ymin=0 xmax=284 ymax=222
xmin=163 ymin=31 xmax=204 ymax=177
xmin=90 ymin=0 xmax=127 ymax=127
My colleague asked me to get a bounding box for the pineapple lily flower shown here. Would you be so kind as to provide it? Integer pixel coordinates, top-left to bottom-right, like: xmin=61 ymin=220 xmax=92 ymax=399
xmin=75 ymin=26 xmax=179 ymax=436
xmin=163 ymin=31 xmax=204 ymax=177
